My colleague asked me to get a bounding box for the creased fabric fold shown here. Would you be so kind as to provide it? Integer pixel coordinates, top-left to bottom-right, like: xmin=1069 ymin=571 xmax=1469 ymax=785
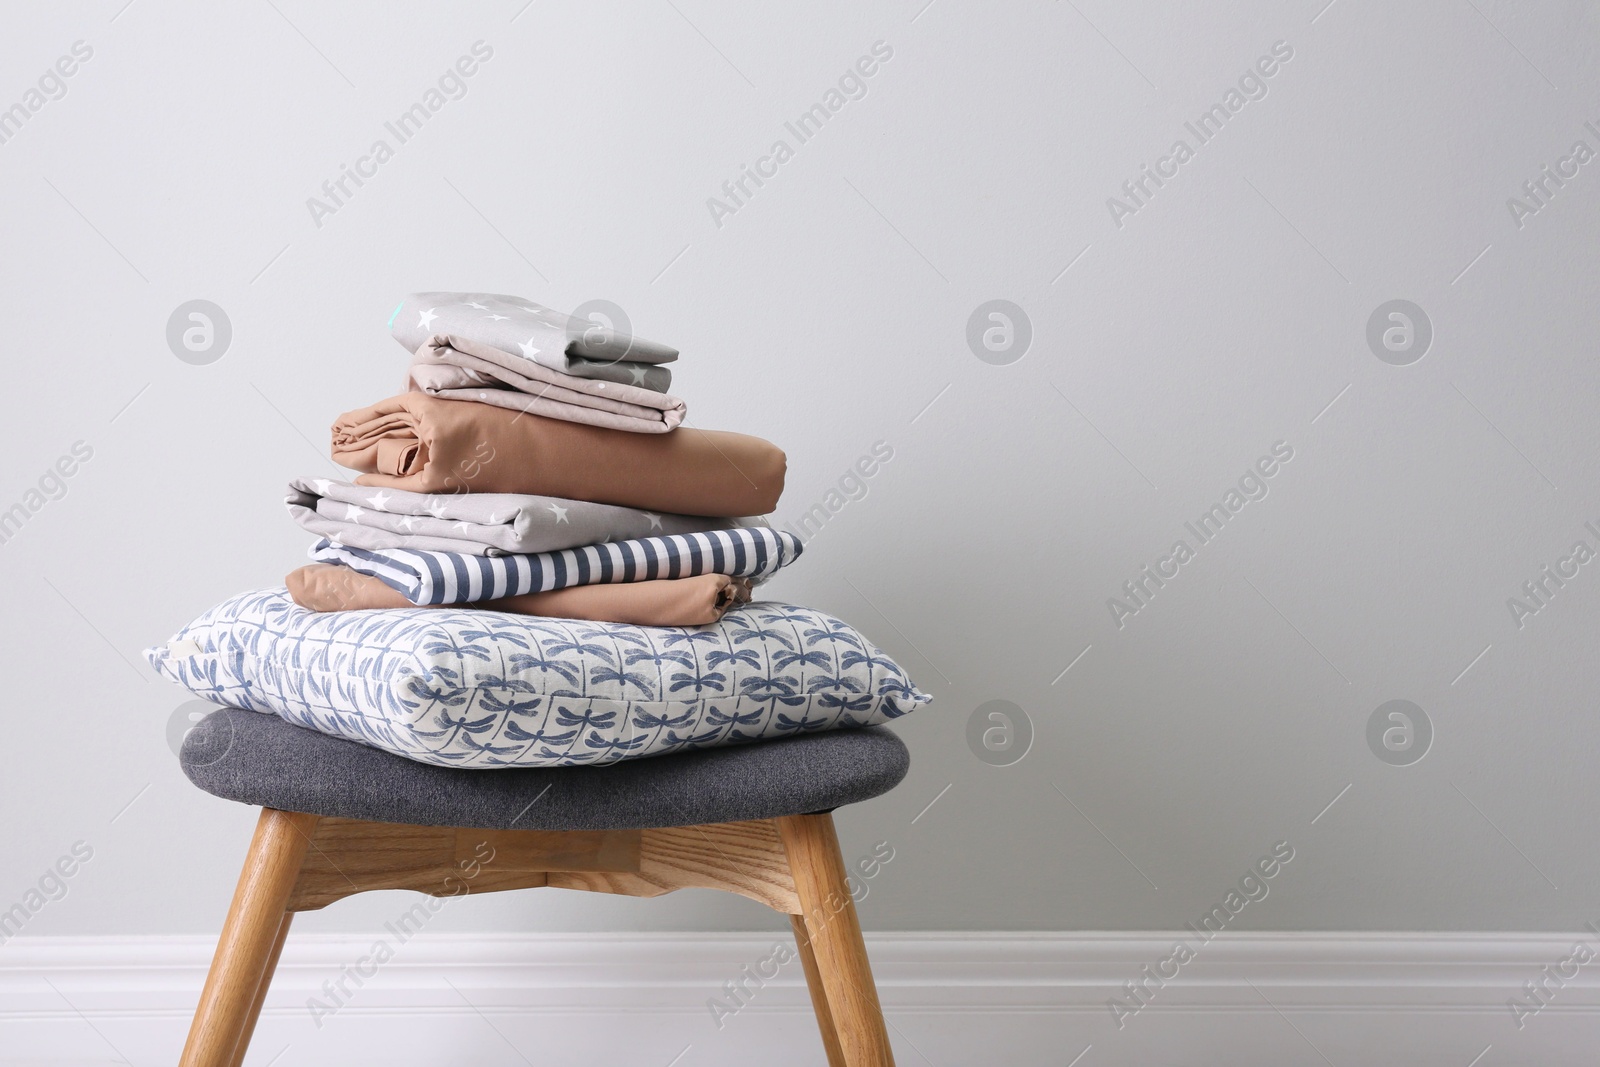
xmin=330 ymin=392 xmax=786 ymax=517
xmin=391 ymin=291 xmax=677 ymax=390
xmin=285 ymin=475 xmax=745 ymax=557
xmin=287 ymin=564 xmax=752 ymax=626
xmin=307 ymin=526 xmax=802 ymax=606
xmin=408 ymin=333 xmax=686 ymax=434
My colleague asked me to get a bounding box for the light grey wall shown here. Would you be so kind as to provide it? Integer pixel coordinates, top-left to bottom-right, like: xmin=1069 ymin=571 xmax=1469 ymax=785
xmin=2 ymin=0 xmax=1597 ymax=940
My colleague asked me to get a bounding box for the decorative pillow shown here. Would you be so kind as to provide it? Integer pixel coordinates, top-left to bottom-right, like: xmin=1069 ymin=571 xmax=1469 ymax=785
xmin=145 ymin=589 xmax=929 ymax=769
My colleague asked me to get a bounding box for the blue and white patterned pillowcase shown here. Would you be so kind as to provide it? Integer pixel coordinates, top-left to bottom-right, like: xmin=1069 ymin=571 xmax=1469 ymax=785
xmin=310 ymin=525 xmax=801 ymax=606
xmin=145 ymin=589 xmax=930 ymax=769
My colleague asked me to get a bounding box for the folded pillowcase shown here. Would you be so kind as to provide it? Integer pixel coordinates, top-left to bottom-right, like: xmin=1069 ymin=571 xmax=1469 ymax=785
xmin=331 ymin=393 xmax=786 ymax=517
xmin=309 ymin=526 xmax=802 ymax=606
xmin=287 ymin=476 xmax=745 ymax=557
xmin=145 ymin=589 xmax=930 ymax=769
xmin=409 ymin=333 xmax=687 ymax=434
xmin=391 ymin=292 xmax=676 ymax=390
xmin=287 ymin=565 xmax=753 ymax=627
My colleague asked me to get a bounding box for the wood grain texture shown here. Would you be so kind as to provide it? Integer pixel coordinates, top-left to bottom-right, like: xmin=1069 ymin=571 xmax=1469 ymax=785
xmin=287 ymin=817 xmax=797 ymax=913
xmin=791 ymin=913 xmax=849 ymax=1067
xmin=778 ymin=814 xmax=896 ymax=1067
xmin=180 ymin=808 xmax=317 ymax=1067
xmin=549 ymin=819 xmax=799 ymax=912
xmin=285 ymin=820 xmax=626 ymax=910
xmin=462 ymin=827 xmax=640 ymax=873
xmin=226 ymin=912 xmax=291 ymax=1067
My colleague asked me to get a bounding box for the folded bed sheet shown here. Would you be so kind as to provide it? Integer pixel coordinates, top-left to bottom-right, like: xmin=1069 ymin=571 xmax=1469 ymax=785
xmin=391 ymin=292 xmax=676 ymax=390
xmin=409 ymin=333 xmax=686 ymax=434
xmin=330 ymin=393 xmax=786 ymax=517
xmin=286 ymin=476 xmax=744 ymax=557
xmin=287 ymin=565 xmax=753 ymax=627
xmin=308 ymin=526 xmax=802 ymax=606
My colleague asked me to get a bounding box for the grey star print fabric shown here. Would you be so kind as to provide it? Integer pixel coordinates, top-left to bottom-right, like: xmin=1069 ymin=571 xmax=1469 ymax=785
xmin=408 ymin=333 xmax=687 ymax=433
xmin=391 ymin=292 xmax=677 ymax=391
xmin=286 ymin=476 xmax=749 ymax=557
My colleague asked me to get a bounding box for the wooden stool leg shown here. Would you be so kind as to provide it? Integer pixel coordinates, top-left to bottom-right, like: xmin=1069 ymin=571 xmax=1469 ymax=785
xmin=777 ymin=814 xmax=895 ymax=1067
xmin=180 ymin=809 xmax=318 ymax=1067
xmin=790 ymin=913 xmax=849 ymax=1067
xmin=227 ymin=911 xmax=294 ymax=1067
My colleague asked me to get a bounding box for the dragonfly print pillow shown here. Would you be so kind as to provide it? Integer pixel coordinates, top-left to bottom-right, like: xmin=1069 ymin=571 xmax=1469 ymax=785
xmin=146 ymin=589 xmax=930 ymax=769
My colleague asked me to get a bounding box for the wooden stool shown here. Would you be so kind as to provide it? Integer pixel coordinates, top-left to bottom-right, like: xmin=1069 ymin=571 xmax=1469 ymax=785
xmin=177 ymin=708 xmax=909 ymax=1067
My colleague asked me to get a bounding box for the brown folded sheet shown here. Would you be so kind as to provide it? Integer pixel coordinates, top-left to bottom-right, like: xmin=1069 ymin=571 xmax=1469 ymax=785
xmin=330 ymin=393 xmax=785 ymax=516
xmin=286 ymin=565 xmax=754 ymax=627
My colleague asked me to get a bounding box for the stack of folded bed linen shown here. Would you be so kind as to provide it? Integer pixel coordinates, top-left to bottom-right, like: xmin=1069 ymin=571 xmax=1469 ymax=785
xmin=147 ymin=293 xmax=929 ymax=768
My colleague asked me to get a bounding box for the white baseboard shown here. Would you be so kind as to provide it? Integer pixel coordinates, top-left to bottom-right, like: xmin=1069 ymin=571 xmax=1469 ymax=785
xmin=4 ymin=932 xmax=1600 ymax=1065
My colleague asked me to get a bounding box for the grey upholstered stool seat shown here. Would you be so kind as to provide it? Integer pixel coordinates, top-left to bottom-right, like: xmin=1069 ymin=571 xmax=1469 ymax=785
xmin=181 ymin=707 xmax=911 ymax=832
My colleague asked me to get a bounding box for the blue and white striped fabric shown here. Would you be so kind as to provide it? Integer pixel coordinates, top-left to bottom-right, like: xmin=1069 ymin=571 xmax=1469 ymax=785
xmin=309 ymin=526 xmax=803 ymax=606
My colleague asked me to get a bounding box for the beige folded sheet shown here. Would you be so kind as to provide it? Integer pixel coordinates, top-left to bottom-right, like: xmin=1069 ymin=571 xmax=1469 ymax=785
xmin=287 ymin=565 xmax=752 ymax=627
xmin=330 ymin=393 xmax=786 ymax=517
